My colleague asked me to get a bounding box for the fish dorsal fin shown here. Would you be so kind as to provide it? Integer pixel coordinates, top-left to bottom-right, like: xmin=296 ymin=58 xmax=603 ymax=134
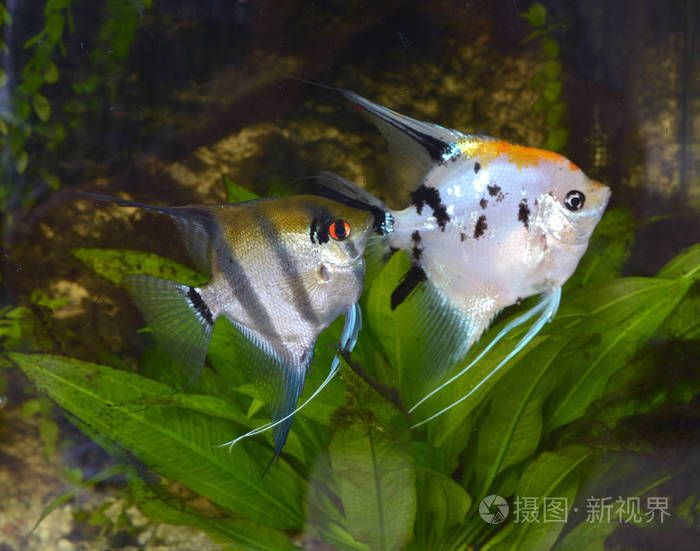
xmin=341 ymin=90 xmax=467 ymax=204
xmin=166 ymin=207 xmax=216 ymax=276
xmin=315 ymin=171 xmax=394 ymax=236
xmin=84 ymin=194 xmax=214 ymax=276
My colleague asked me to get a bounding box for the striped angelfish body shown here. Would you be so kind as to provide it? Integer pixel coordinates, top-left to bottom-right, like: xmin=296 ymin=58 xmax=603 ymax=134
xmin=89 ymin=193 xmax=375 ymax=456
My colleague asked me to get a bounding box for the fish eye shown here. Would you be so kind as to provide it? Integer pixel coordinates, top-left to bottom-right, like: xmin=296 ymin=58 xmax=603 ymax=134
xmin=564 ymin=190 xmax=586 ymax=212
xmin=328 ymin=219 xmax=351 ymax=241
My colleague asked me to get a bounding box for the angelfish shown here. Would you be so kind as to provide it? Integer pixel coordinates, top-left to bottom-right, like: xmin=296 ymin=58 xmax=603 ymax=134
xmin=315 ymin=88 xmax=611 ymax=425
xmin=88 ymin=193 xmax=379 ymax=454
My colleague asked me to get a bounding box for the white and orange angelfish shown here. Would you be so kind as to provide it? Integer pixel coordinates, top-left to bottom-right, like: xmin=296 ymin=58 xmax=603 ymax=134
xmin=315 ymin=88 xmax=611 ymax=426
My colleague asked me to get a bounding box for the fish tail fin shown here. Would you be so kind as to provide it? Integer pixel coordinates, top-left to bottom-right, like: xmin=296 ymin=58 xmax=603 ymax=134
xmin=124 ymin=275 xmax=214 ymax=385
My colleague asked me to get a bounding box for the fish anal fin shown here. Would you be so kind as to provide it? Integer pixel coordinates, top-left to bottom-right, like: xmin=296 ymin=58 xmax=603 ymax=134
xmin=391 ymin=265 xmax=427 ymax=310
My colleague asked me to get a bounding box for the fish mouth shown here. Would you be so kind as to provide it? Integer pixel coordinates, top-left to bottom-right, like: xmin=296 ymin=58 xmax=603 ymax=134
xmin=538 ymin=183 xmax=611 ymax=245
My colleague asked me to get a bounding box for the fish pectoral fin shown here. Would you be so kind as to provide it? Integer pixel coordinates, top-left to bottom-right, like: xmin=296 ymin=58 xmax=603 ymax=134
xmin=124 ymin=275 xmax=214 ymax=387
xmin=340 ymin=90 xmax=467 ymax=204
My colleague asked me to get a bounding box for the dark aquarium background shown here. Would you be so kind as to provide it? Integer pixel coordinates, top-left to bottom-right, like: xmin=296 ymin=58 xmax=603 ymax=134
xmin=1 ymin=1 xmax=698 ymax=549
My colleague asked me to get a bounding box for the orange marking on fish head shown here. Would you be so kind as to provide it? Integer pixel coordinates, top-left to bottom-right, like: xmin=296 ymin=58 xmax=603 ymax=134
xmin=458 ymin=138 xmax=579 ymax=171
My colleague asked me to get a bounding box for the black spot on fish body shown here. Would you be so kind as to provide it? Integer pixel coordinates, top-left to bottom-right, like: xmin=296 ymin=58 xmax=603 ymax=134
xmin=487 ymin=184 xmax=501 ymax=197
xmin=410 ymin=185 xmax=451 ymax=231
xmin=411 ymin=230 xmax=423 ymax=260
xmin=187 ymin=286 xmax=214 ymax=326
xmin=474 ymin=215 xmax=487 ymax=239
xmin=518 ymin=199 xmax=531 ymax=230
xmin=479 ymin=197 xmax=488 ymax=209
xmin=474 ymin=162 xmax=481 ymax=174
xmin=390 ymin=265 xmax=427 ymax=310
xmin=460 ymin=232 xmax=466 ymax=242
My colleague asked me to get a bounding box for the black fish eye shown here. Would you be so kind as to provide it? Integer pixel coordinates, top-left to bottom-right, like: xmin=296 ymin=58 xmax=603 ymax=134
xmin=564 ymin=190 xmax=586 ymax=212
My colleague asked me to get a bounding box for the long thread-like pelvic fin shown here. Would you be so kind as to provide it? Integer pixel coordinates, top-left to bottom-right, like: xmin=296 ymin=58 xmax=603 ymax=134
xmin=410 ymin=288 xmax=562 ymax=429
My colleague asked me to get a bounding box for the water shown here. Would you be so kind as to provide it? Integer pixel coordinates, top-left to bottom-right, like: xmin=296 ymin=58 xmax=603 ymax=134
xmin=1 ymin=1 xmax=698 ymax=549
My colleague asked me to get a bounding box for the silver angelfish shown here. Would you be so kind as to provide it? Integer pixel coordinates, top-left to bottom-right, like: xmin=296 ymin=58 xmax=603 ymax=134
xmin=314 ymin=88 xmax=611 ymax=426
xmin=88 ymin=193 xmax=379 ymax=455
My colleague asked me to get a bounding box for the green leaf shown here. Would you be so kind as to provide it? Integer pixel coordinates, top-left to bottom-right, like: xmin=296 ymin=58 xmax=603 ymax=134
xmin=0 ymin=4 xmax=12 ymax=26
xmin=33 ymin=93 xmax=51 ymax=122
xmin=329 ymin=421 xmax=416 ymax=550
xmin=72 ymin=248 xmax=207 ymax=286
xmin=544 ymin=60 xmax=562 ymax=81
xmin=10 ymin=353 xmax=305 ymax=529
xmin=0 ymin=68 xmax=6 ymax=88
xmin=43 ymin=61 xmax=59 ymax=84
xmin=412 ymin=446 xmax=472 ymax=549
xmin=126 ymin=472 xmax=296 ymax=550
xmin=222 ymin=174 xmax=258 ymax=203
xmin=543 ymin=81 xmax=562 ymax=102
xmin=16 ymin=150 xmax=29 ymax=174
xmin=656 ymin=243 xmax=700 ymax=279
xmin=522 ymin=3 xmax=547 ymax=28
xmin=542 ymin=38 xmax=560 ymax=58
xmin=545 ymin=127 xmax=568 ymax=151
xmin=45 ymin=13 xmax=64 ymax=42
xmin=547 ymin=274 xmax=697 ymax=431
xmin=483 ymin=446 xmax=594 ymax=551
xmin=473 ymin=331 xmax=576 ymax=497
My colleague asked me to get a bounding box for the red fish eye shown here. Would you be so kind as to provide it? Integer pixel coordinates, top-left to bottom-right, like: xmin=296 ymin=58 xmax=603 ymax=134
xmin=329 ymin=219 xmax=351 ymax=241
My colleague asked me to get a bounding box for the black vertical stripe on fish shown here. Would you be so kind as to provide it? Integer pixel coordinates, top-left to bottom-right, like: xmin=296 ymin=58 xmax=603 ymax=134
xmin=309 ymin=204 xmax=335 ymax=245
xmin=474 ymin=162 xmax=481 ymax=173
xmin=260 ymin=211 xmax=321 ymax=326
xmin=391 ymin=265 xmax=427 ymax=310
xmin=474 ymin=215 xmax=488 ymax=239
xmin=518 ymin=199 xmax=530 ymax=230
xmin=410 ymin=185 xmax=451 ymax=231
xmin=216 ymin=234 xmax=281 ymax=344
xmin=187 ymin=286 xmax=214 ymax=326
xmin=411 ymin=230 xmax=423 ymax=260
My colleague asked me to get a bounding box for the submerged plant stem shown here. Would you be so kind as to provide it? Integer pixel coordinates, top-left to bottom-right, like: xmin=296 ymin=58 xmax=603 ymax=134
xmin=340 ymin=349 xmax=405 ymax=412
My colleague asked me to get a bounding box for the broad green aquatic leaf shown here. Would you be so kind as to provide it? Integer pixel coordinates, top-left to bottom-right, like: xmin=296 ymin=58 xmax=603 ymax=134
xmin=554 ymin=459 xmax=674 ymax=551
xmin=656 ymin=243 xmax=700 ymax=279
xmin=73 ymin=247 xmax=206 ymax=286
xmin=473 ymin=331 xmax=576 ymax=497
xmin=547 ymin=274 xmax=697 ymax=431
xmin=11 ymin=353 xmax=304 ymax=529
xmin=222 ymin=174 xmax=258 ymax=203
xmin=126 ymin=472 xmax=296 ymax=551
xmin=329 ymin=421 xmax=416 ymax=550
xmin=483 ymin=446 xmax=594 ymax=551
xmin=411 ymin=444 xmax=472 ymax=550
